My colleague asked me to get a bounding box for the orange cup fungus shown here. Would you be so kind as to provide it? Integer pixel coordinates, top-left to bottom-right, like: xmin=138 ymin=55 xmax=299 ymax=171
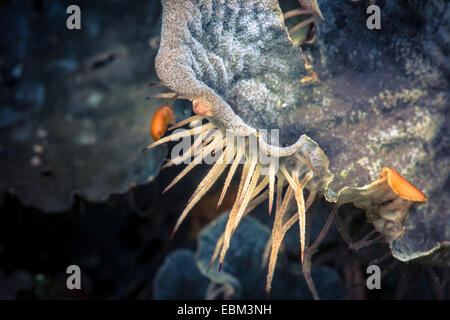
xmin=336 ymin=167 xmax=428 ymax=243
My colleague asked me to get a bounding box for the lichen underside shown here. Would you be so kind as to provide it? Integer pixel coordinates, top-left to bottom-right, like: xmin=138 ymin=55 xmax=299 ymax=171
xmin=155 ymin=0 xmax=318 ymax=143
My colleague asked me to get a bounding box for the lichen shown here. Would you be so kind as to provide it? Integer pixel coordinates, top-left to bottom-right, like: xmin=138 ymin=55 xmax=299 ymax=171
xmin=151 ymin=0 xmax=333 ymax=294
xmin=0 ymin=1 xmax=166 ymax=212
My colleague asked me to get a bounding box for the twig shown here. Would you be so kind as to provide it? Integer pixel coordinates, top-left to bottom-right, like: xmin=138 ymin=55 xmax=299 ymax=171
xmin=349 ymin=234 xmax=384 ymax=250
xmin=302 ymin=257 xmax=319 ymax=300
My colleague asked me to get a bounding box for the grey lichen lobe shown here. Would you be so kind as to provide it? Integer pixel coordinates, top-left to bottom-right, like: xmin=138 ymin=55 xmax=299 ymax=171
xmin=156 ymin=0 xmax=315 ymax=142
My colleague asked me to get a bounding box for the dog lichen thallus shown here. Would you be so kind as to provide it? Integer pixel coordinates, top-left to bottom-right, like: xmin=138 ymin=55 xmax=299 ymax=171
xmin=144 ymin=0 xmax=333 ymax=296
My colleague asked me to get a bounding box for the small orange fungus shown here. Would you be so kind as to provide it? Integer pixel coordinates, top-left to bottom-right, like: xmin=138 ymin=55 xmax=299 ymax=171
xmin=381 ymin=167 xmax=428 ymax=202
xmin=150 ymin=105 xmax=175 ymax=140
